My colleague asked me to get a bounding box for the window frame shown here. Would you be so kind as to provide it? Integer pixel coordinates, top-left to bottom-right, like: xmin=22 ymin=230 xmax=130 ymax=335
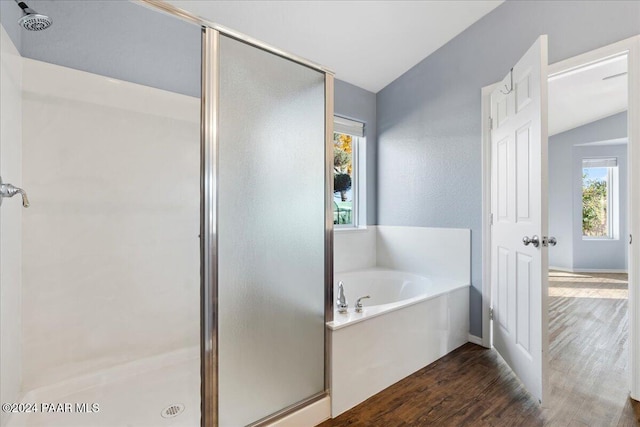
xmin=333 ymin=116 xmax=365 ymax=230
xmin=581 ymin=158 xmax=619 ymax=240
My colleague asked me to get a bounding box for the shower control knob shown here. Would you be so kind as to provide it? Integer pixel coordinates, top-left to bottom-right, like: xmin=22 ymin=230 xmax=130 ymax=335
xmin=0 ymin=176 xmax=30 ymax=208
xmin=355 ymin=295 xmax=370 ymax=313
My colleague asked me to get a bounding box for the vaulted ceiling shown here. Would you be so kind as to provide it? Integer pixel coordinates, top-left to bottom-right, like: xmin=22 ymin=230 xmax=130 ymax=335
xmin=166 ymin=1 xmax=504 ymax=93
xmin=549 ymin=55 xmax=627 ymax=136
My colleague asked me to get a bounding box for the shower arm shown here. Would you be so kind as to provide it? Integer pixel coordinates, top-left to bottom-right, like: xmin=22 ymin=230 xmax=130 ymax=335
xmin=14 ymin=0 xmax=36 ymax=15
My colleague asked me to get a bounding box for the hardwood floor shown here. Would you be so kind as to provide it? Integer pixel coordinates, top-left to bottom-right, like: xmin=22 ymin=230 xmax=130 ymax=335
xmin=319 ymin=272 xmax=639 ymax=426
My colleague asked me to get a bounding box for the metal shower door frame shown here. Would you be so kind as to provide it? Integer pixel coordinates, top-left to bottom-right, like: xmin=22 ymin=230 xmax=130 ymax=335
xmin=138 ymin=2 xmax=335 ymax=426
xmin=201 ymin=27 xmax=335 ymax=427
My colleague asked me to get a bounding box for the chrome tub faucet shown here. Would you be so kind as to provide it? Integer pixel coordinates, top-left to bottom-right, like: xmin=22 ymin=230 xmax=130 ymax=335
xmin=337 ymin=281 xmax=348 ymax=313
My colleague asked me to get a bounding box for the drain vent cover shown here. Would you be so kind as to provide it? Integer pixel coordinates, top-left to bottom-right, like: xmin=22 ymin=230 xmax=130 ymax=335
xmin=161 ymin=404 xmax=185 ymax=418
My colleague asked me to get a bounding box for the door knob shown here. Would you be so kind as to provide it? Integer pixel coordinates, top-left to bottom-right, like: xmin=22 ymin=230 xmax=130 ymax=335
xmin=548 ymin=236 xmax=557 ymax=246
xmin=523 ymin=235 xmax=539 ymax=247
xmin=0 ymin=176 xmax=29 ymax=208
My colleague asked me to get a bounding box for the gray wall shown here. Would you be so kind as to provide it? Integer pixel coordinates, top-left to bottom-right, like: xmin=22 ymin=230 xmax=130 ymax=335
xmin=376 ymin=0 xmax=640 ymax=337
xmin=0 ymin=0 xmax=22 ymax=52
xmin=2 ymin=0 xmax=201 ymax=97
xmin=335 ymin=79 xmax=377 ymax=225
xmin=549 ymin=112 xmax=628 ymax=271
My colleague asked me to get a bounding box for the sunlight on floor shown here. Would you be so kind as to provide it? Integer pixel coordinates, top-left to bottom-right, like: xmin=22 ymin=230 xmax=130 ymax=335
xmin=548 ymin=287 xmax=627 ymax=299
xmin=549 ymin=273 xmax=627 ymax=284
xmin=548 ymin=271 xmax=628 ymax=299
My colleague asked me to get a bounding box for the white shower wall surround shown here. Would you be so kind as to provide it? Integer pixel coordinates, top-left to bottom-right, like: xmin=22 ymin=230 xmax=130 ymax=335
xmin=331 ymin=226 xmax=471 ymax=416
xmin=20 ymin=58 xmax=200 ymax=391
xmin=0 ymin=25 xmax=23 ymax=427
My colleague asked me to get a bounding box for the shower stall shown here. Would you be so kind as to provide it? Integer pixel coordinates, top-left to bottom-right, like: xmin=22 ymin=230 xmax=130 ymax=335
xmin=0 ymin=1 xmax=333 ymax=426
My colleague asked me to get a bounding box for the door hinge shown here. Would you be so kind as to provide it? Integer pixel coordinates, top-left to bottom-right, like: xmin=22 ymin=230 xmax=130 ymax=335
xmin=489 ymin=116 xmax=494 ymax=131
xmin=490 ymin=213 xmax=494 ymax=225
xmin=489 ymin=307 xmax=494 ymax=320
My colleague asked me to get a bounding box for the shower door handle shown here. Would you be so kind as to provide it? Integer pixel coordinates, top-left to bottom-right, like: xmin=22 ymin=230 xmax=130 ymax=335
xmin=0 ymin=176 xmax=30 ymax=207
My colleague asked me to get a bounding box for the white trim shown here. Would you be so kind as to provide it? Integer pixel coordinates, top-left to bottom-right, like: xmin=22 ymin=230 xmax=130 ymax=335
xmin=333 ymin=226 xmax=368 ymax=233
xmin=574 ymin=137 xmax=628 ymax=147
xmin=481 ymin=34 xmax=640 ymax=401
xmin=481 ymin=83 xmax=498 ymax=350
xmin=627 ymin=35 xmax=640 ymax=401
xmin=265 ymin=396 xmax=330 ymax=427
xmin=334 ymin=118 xmax=367 ymax=229
xmin=547 ymin=36 xmax=639 ymax=77
xmin=550 ymin=266 xmax=628 ymax=274
xmin=548 ymin=265 xmax=574 ymax=273
xmin=582 ymin=157 xmax=618 ymax=168
xmin=334 ymin=116 xmax=364 ymax=137
xmin=574 ymin=269 xmax=628 ymax=273
xmin=468 ymin=334 xmax=484 ymax=346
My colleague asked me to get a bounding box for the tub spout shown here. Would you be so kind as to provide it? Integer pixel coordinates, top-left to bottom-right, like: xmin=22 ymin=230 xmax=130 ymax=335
xmin=337 ymin=281 xmax=348 ymax=314
xmin=355 ymin=295 xmax=370 ymax=313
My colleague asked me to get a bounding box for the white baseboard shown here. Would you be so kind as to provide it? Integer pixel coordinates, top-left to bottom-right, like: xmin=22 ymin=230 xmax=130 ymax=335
xmin=468 ymin=334 xmax=483 ymax=346
xmin=549 ymin=266 xmax=574 ymax=272
xmin=573 ymin=268 xmax=628 ymax=273
xmin=550 ymin=266 xmax=628 ymax=274
xmin=267 ymin=396 xmax=330 ymax=427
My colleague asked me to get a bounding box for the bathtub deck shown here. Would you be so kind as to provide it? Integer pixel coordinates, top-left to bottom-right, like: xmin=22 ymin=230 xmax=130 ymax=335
xmin=320 ymin=272 xmax=639 ymax=426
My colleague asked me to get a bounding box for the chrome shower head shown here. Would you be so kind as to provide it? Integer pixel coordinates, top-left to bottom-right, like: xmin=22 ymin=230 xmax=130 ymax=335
xmin=14 ymin=1 xmax=52 ymax=31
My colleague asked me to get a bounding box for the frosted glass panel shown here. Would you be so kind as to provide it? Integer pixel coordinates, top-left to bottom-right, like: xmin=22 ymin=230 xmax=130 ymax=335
xmin=218 ymin=35 xmax=326 ymax=426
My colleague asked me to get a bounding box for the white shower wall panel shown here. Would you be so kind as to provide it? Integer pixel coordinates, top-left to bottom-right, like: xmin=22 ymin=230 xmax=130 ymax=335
xmin=0 ymin=24 xmax=23 ymax=427
xmin=20 ymin=58 xmax=201 ymax=390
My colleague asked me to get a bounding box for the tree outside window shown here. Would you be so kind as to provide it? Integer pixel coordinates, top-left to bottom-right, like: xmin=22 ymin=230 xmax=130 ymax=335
xmin=582 ymin=168 xmax=608 ymax=237
xmin=334 ymin=132 xmax=354 ymax=225
xmin=582 ymin=159 xmax=617 ymax=239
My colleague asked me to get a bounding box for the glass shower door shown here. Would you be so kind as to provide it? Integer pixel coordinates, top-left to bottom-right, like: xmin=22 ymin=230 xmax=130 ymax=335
xmin=216 ymin=34 xmax=327 ymax=426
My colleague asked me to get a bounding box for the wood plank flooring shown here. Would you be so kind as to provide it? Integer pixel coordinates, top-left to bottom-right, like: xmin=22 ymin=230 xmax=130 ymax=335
xmin=319 ymin=272 xmax=639 ymax=426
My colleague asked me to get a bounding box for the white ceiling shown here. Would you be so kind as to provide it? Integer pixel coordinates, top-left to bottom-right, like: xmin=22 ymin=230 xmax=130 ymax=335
xmin=549 ymin=55 xmax=628 ymax=136
xmin=166 ymin=0 xmax=504 ymax=93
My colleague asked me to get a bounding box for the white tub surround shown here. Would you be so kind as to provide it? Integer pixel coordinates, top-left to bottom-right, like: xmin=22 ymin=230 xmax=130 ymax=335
xmin=330 ymin=226 xmax=471 ymax=417
xmin=333 ymin=225 xmax=470 ymax=280
xmin=333 ymin=226 xmax=376 ymax=273
xmin=376 ymin=226 xmax=470 ymax=282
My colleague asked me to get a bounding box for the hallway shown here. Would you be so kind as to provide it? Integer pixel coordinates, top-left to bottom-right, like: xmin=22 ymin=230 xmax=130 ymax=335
xmin=320 ymin=272 xmax=639 ymax=426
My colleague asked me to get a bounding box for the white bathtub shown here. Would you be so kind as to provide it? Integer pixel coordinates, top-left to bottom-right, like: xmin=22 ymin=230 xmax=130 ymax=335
xmin=328 ymin=268 xmax=467 ymax=330
xmin=328 ymin=268 xmax=469 ymax=417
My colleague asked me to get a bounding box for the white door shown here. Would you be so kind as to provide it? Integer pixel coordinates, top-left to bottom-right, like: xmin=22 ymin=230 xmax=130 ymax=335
xmin=490 ymin=35 xmax=549 ymax=404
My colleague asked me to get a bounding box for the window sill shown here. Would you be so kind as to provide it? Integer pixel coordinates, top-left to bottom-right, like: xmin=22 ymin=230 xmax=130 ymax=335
xmin=334 ymin=226 xmax=368 ymax=233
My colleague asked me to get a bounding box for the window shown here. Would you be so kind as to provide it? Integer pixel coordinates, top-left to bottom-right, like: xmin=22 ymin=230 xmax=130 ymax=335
xmin=333 ymin=117 xmax=364 ymax=228
xmin=582 ymin=158 xmax=618 ymax=239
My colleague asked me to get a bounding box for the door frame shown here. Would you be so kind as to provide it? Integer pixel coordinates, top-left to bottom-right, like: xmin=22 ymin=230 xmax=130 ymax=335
xmin=481 ymin=34 xmax=640 ymax=400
